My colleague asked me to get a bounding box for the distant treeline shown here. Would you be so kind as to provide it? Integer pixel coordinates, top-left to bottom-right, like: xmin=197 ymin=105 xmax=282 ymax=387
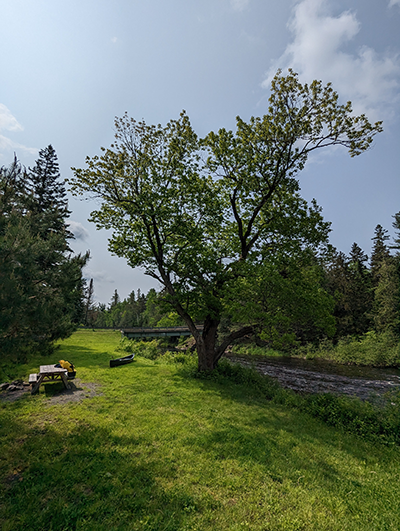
xmin=84 ymin=287 xmax=183 ymax=330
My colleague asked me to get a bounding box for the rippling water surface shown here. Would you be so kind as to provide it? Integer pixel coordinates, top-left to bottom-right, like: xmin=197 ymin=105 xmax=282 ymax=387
xmin=226 ymin=354 xmax=400 ymax=401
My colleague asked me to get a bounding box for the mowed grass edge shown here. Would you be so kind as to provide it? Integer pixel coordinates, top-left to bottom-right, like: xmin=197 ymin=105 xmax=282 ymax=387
xmin=1 ymin=329 xmax=399 ymax=531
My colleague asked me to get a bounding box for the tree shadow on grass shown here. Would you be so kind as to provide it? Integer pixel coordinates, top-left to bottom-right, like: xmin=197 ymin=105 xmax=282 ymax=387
xmin=173 ymin=367 xmax=397 ymax=469
xmin=0 ymin=416 xmax=206 ymax=531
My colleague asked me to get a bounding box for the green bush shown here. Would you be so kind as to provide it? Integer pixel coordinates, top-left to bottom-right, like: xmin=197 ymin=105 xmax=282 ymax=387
xmin=233 ymin=333 xmax=400 ymax=368
xmin=159 ymin=350 xmax=195 ymax=365
xmin=114 ymin=337 xmax=135 ymax=354
xmin=193 ymin=358 xmax=283 ymax=401
xmin=231 ymin=344 xmax=284 ymax=358
xmin=301 ymin=332 xmax=400 ymax=367
xmin=133 ymin=339 xmax=163 ymax=360
xmin=301 ymin=392 xmax=400 ymax=444
xmin=334 ymin=332 xmax=400 ymax=366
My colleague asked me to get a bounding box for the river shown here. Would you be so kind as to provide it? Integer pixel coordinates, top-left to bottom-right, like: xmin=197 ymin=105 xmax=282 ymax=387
xmin=225 ymin=354 xmax=400 ymax=402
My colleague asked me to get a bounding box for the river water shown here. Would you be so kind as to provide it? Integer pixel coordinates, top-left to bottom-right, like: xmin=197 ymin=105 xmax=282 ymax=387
xmin=225 ymin=354 xmax=400 ymax=401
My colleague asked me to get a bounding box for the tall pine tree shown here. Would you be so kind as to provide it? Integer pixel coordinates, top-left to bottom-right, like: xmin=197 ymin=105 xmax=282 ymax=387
xmin=348 ymin=243 xmax=373 ymax=335
xmin=370 ymin=224 xmax=390 ymax=287
xmin=0 ymin=150 xmax=88 ymax=360
xmin=391 ymin=211 xmax=400 ymax=253
xmin=27 ymin=145 xmax=72 ymax=240
xmin=372 ymin=259 xmax=400 ymax=335
xmin=369 ymin=222 xmax=400 ymax=336
xmin=324 ymin=244 xmax=373 ymax=338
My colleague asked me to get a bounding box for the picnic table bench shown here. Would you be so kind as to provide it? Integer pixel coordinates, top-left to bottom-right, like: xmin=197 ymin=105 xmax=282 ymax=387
xmin=30 ymin=365 xmax=71 ymax=394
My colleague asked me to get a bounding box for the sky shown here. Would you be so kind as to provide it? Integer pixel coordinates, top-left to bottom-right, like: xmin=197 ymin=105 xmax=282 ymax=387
xmin=1 ymin=0 xmax=399 ymax=304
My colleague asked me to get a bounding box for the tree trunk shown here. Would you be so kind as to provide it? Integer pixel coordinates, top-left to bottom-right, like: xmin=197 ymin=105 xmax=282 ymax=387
xmin=196 ymin=316 xmax=220 ymax=371
xmin=195 ymin=317 xmax=254 ymax=371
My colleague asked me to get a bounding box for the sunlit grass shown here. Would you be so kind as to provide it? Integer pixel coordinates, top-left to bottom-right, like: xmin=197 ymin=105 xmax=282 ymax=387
xmin=1 ymin=330 xmax=399 ymax=530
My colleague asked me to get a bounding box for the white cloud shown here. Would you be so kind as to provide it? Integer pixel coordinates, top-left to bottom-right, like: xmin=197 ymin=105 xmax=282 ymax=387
xmin=0 ymin=103 xmax=37 ymax=156
xmin=230 ymin=0 xmax=250 ymax=12
xmin=389 ymin=0 xmax=400 ymax=7
xmin=68 ymin=221 xmax=90 ymax=241
xmin=84 ymin=268 xmax=115 ymax=284
xmin=0 ymin=134 xmax=37 ymax=156
xmin=263 ymin=0 xmax=400 ymax=121
xmin=0 ymin=104 xmax=24 ymax=133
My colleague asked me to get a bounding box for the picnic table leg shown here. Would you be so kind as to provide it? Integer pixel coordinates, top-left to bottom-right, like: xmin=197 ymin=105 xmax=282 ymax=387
xmin=60 ymin=372 xmax=71 ymax=390
xmin=31 ymin=374 xmax=44 ymax=394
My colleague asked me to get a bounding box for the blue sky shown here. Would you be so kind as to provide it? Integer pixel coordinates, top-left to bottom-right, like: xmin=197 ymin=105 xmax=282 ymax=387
xmin=1 ymin=0 xmax=399 ymax=304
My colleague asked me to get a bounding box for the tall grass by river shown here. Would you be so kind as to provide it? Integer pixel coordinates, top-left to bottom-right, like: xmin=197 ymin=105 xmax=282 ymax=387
xmin=1 ymin=329 xmax=400 ymax=530
xmin=233 ymin=331 xmax=400 ymax=367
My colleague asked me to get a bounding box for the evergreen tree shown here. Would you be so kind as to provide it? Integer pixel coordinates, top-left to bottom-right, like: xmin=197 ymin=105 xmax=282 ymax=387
xmin=324 ymin=250 xmax=353 ymax=338
xmin=119 ymin=290 xmax=148 ymax=328
xmin=372 ymin=259 xmax=400 ymax=335
xmin=110 ymin=289 xmax=120 ymax=308
xmin=366 ymin=220 xmax=400 ymax=337
xmin=27 ymin=145 xmax=71 ymax=239
xmin=0 ymin=152 xmax=88 ymax=360
xmin=143 ymin=289 xmax=164 ymax=327
xmin=370 ymin=225 xmax=390 ymax=286
xmin=323 ymin=244 xmax=373 ymax=338
xmin=349 ymin=243 xmax=368 ymax=275
xmin=84 ymin=278 xmax=95 ymax=326
xmin=391 ymin=211 xmax=400 ymax=253
xmin=348 ymin=243 xmax=373 ymax=335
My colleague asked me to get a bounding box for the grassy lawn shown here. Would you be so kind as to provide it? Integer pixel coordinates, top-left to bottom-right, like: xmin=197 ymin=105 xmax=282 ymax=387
xmin=1 ymin=329 xmax=399 ymax=531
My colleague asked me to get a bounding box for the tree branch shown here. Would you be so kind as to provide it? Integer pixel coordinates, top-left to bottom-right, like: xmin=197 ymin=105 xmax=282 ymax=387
xmin=214 ymin=325 xmax=254 ymax=364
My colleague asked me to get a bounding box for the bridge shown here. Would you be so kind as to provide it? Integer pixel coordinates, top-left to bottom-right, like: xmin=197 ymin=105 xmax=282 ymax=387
xmin=121 ymin=326 xmax=203 ymax=339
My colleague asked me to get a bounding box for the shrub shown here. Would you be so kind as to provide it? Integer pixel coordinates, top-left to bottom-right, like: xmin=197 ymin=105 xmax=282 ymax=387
xmin=301 ymin=392 xmax=400 ymax=444
xmin=158 ymin=351 xmax=195 ymax=365
xmin=301 ymin=332 xmax=400 ymax=367
xmin=133 ymin=339 xmax=163 ymax=360
xmin=193 ymin=358 xmax=282 ymax=401
xmin=114 ymin=337 xmax=135 ymax=354
xmin=231 ymin=344 xmax=285 ymax=358
xmin=334 ymin=331 xmax=400 ymax=366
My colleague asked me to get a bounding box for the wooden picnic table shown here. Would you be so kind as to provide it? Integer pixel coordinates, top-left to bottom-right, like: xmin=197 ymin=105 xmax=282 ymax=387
xmin=30 ymin=365 xmax=71 ymax=394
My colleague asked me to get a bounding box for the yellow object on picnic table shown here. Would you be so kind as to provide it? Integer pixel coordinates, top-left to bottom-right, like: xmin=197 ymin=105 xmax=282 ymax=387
xmin=59 ymin=360 xmax=74 ymax=372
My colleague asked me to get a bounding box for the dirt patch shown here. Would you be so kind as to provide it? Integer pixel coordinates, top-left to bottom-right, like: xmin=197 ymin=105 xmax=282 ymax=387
xmin=0 ymin=382 xmax=30 ymax=403
xmin=0 ymin=378 xmax=102 ymax=404
xmin=44 ymin=379 xmax=103 ymax=404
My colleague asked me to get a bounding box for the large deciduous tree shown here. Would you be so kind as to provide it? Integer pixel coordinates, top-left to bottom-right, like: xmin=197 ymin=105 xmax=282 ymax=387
xmin=69 ymin=70 xmax=382 ymax=371
xmin=225 ymin=251 xmax=336 ymax=349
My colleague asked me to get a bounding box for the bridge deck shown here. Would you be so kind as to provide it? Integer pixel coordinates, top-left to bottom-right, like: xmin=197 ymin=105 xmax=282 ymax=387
xmin=121 ymin=326 xmax=203 ymax=339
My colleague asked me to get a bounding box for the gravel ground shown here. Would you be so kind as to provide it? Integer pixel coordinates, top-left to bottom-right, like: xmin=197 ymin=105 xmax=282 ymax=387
xmin=0 ymin=378 xmax=102 ymax=404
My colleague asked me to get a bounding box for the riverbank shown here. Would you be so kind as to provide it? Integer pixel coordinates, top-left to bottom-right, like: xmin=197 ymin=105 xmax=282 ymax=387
xmin=225 ymin=354 xmax=400 ymax=402
xmin=1 ymin=329 xmax=400 ymax=530
xmin=232 ymin=331 xmax=400 ymax=368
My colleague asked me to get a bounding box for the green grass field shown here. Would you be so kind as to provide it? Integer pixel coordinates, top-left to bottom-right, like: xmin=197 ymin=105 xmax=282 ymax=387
xmin=1 ymin=329 xmax=400 ymax=531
